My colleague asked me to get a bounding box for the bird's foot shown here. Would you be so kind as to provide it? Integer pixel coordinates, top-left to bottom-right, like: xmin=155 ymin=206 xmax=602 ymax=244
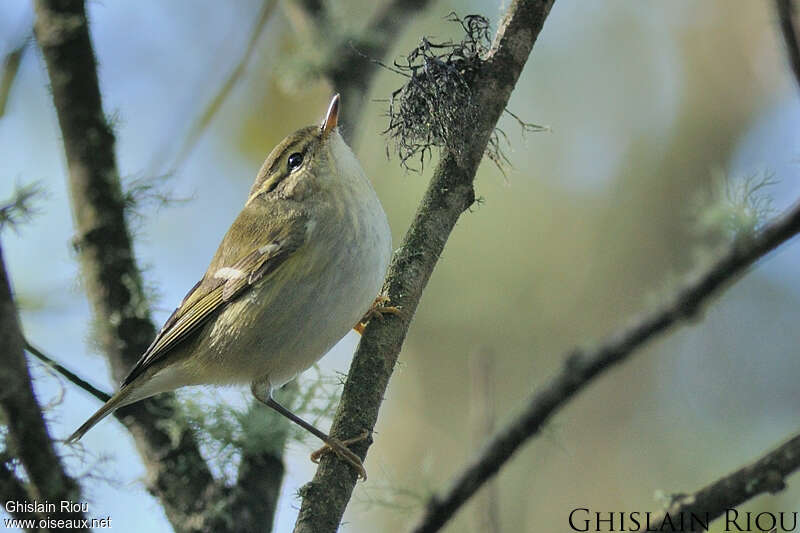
xmin=310 ymin=430 xmax=370 ymax=480
xmin=354 ymin=293 xmax=402 ymax=334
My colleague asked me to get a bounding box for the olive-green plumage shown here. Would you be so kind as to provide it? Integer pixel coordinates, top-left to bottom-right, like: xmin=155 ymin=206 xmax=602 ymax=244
xmin=68 ymin=96 xmax=392 ymax=445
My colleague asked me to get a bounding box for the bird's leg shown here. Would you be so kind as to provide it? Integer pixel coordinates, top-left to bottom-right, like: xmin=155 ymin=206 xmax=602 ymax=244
xmin=250 ymin=381 xmax=368 ymax=480
xmin=354 ymin=291 xmax=402 ymax=334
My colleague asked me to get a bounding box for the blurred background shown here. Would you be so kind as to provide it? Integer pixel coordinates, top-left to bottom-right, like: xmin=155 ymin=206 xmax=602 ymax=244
xmin=1 ymin=0 xmax=799 ymax=531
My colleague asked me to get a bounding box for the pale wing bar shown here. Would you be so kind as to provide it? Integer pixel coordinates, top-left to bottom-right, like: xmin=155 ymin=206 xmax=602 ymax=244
xmin=121 ymin=241 xmax=289 ymax=386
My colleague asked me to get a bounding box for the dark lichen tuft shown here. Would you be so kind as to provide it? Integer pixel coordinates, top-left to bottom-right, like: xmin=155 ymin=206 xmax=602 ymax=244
xmin=383 ymin=13 xmax=491 ymax=171
xmin=382 ymin=14 xmax=548 ymax=173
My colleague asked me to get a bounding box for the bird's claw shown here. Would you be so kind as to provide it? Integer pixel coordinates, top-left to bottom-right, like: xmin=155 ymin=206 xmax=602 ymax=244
xmin=355 ymin=293 xmax=402 ymax=334
xmin=310 ymin=430 xmax=370 ymax=481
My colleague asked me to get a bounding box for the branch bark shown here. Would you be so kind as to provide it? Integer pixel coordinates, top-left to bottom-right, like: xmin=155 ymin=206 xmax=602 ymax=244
xmin=25 ymin=341 xmax=111 ymax=403
xmin=292 ymin=1 xmax=556 ymax=532
xmin=33 ymin=2 xmax=285 ymax=531
xmin=0 ymin=241 xmax=87 ymax=529
xmin=635 ymin=431 xmax=800 ymax=532
xmin=0 ymin=458 xmax=41 ymax=526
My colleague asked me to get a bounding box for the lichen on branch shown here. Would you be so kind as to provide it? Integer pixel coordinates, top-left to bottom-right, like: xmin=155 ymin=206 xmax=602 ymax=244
xmin=383 ymin=13 xmax=547 ymax=172
xmin=383 ymin=13 xmax=490 ymax=169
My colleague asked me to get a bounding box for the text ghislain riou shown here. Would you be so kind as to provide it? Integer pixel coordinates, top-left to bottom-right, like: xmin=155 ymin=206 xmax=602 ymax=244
xmin=5 ymin=500 xmax=88 ymax=514
xmin=568 ymin=508 xmax=799 ymax=532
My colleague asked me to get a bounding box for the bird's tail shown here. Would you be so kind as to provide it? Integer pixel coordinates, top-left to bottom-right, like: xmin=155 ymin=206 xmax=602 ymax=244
xmin=66 ymin=386 xmax=136 ymax=443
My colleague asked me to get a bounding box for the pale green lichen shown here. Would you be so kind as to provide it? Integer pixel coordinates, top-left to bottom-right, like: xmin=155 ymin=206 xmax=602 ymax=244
xmin=697 ymin=169 xmax=777 ymax=244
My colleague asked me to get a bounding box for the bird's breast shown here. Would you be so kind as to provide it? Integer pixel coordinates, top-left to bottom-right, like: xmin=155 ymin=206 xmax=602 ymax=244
xmin=203 ymin=177 xmax=391 ymax=388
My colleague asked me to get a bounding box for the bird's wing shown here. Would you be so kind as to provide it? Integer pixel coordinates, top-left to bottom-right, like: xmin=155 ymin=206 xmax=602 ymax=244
xmin=121 ymin=210 xmax=307 ymax=386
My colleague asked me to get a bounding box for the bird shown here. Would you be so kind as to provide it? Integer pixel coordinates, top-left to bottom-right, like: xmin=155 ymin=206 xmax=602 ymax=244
xmin=67 ymin=94 xmax=394 ymax=479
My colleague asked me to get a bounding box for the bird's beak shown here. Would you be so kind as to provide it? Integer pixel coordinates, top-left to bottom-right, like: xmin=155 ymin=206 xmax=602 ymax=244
xmin=321 ymin=94 xmax=340 ymax=136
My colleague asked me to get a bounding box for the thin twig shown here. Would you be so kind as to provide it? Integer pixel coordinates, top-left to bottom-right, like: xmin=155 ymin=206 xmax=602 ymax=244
xmin=410 ymin=199 xmax=800 ymax=533
xmin=289 ymin=0 xmax=434 ymax=145
xmin=292 ymin=1 xmax=557 ymax=532
xmin=776 ymin=0 xmax=800 ymax=90
xmin=155 ymin=0 xmax=278 ymax=175
xmin=24 ymin=341 xmax=111 ymax=403
xmin=635 ymin=431 xmax=800 ymax=531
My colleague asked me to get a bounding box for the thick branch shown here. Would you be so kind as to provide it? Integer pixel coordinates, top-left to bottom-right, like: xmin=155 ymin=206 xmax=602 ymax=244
xmin=32 ymin=2 xmax=228 ymax=531
xmin=33 ymin=3 xmax=290 ymax=530
xmin=636 ymin=432 xmax=800 ymax=531
xmin=292 ymin=1 xmax=556 ymax=532
xmin=0 ymin=459 xmax=41 ymax=525
xmin=0 ymin=242 xmax=87 ymax=529
xmin=227 ymin=438 xmax=285 ymax=531
xmin=776 ymin=0 xmax=800 ymax=89
xmin=410 ymin=203 xmax=800 ymax=533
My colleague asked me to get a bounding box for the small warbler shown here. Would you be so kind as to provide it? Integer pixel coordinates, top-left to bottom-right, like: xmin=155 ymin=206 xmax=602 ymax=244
xmin=68 ymin=95 xmax=393 ymax=479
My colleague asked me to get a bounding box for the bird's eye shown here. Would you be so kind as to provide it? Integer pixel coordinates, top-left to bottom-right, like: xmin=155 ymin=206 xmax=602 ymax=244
xmin=287 ymin=152 xmax=303 ymax=171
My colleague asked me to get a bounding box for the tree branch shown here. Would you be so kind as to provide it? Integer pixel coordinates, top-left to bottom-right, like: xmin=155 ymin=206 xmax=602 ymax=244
xmin=0 ymin=458 xmax=41 ymax=525
xmin=292 ymin=1 xmax=556 ymax=532
xmin=33 ymin=2 xmax=291 ymax=529
xmin=289 ymin=0 xmax=434 ymax=144
xmin=162 ymin=0 xmax=279 ymax=174
xmin=0 ymin=38 xmax=28 ymax=119
xmin=0 ymin=241 xmax=87 ymax=529
xmin=776 ymin=0 xmax=800 ymax=89
xmin=25 ymin=341 xmax=111 ymax=403
xmin=227 ymin=438 xmax=285 ymax=532
xmin=635 ymin=431 xmax=800 ymax=531
xmin=409 ymin=196 xmax=800 ymax=533
xmin=408 ymin=4 xmax=800 ymax=527
xmin=32 ymin=2 xmax=246 ymax=531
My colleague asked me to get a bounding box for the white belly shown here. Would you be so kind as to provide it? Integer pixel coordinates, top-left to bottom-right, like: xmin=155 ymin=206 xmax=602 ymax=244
xmin=197 ymin=182 xmax=390 ymax=390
